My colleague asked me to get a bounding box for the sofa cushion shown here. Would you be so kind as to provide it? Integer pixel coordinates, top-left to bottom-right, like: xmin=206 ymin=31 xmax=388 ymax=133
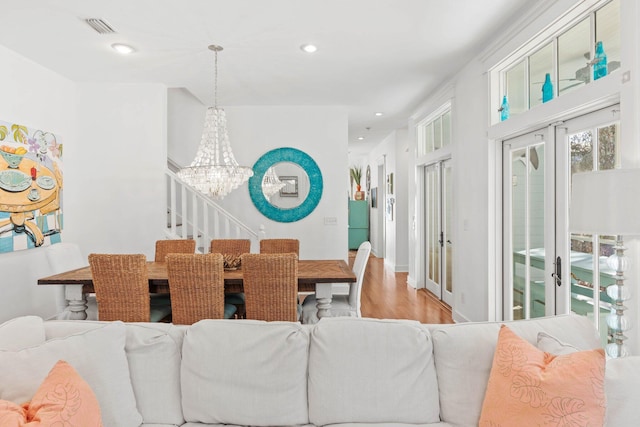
xmin=44 ymin=320 xmax=187 ymax=425
xmin=181 ymin=319 xmax=309 ymax=426
xmin=536 ymin=331 xmax=581 ymax=355
xmin=479 ymin=325 xmax=605 ymax=426
xmin=125 ymin=323 xmax=185 ymax=425
xmin=0 ymin=316 xmax=45 ymax=350
xmin=605 ymin=355 xmax=640 ymax=427
xmin=0 ymin=321 xmax=142 ymax=427
xmin=308 ymin=317 xmax=440 ymax=426
xmin=429 ymin=314 xmax=601 ymax=427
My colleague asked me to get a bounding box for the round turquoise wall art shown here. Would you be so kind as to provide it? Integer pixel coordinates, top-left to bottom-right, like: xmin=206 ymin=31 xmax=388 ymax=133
xmin=249 ymin=147 xmax=323 ymax=222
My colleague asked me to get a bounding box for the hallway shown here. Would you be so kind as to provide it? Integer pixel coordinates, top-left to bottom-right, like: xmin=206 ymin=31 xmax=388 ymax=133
xmin=359 ymin=254 xmax=454 ymax=324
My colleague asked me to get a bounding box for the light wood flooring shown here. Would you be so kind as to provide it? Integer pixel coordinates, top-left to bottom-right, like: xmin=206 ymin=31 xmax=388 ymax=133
xmin=356 ymin=253 xmax=454 ymax=324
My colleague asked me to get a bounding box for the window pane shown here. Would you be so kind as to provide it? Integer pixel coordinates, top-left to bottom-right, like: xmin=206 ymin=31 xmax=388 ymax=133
xmin=528 ymin=144 xmax=545 ymax=318
xmin=558 ymin=18 xmax=591 ymax=95
xmin=596 ymin=0 xmax=621 ymax=75
xmin=570 ymin=130 xmax=593 ymax=174
xmin=442 ymin=111 xmax=451 ymax=147
xmin=417 ymin=125 xmax=426 ymax=157
xmin=506 ymin=60 xmax=527 ymax=115
xmin=529 ymin=43 xmax=554 ymax=108
xmin=425 ymin=122 xmax=434 ymax=153
xmin=511 ymin=147 xmax=527 ymax=320
xmin=598 ymin=124 xmax=618 ymax=171
xmin=433 ymin=117 xmax=442 ymax=150
xmin=444 ymin=163 xmax=453 ymax=294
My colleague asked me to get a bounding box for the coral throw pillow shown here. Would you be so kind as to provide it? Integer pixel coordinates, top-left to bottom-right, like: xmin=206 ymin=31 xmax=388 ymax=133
xmin=479 ymin=325 xmax=605 ymax=427
xmin=0 ymin=360 xmax=103 ymax=426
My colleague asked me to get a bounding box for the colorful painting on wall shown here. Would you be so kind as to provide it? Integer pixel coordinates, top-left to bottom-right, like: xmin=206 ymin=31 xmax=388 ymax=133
xmin=0 ymin=120 xmax=63 ymax=252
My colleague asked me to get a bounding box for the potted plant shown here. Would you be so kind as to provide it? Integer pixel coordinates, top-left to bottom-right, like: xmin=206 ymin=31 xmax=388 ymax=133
xmin=350 ymin=166 xmax=362 ymax=191
xmin=350 ymin=166 xmax=364 ymax=200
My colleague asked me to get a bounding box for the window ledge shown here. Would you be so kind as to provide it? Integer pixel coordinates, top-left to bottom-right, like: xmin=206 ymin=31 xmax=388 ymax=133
xmin=488 ymin=72 xmax=622 ymax=141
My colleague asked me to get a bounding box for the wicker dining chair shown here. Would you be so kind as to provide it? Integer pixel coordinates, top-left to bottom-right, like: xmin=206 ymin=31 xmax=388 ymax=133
xmin=154 ymin=239 xmax=196 ymax=262
xmin=210 ymin=239 xmax=251 ymax=266
xmin=166 ymin=253 xmax=236 ymax=325
xmin=241 ymin=253 xmax=299 ymax=322
xmin=210 ymin=239 xmax=251 ymax=316
xmin=88 ymin=253 xmax=172 ymax=322
xmin=259 ymin=238 xmax=299 ymax=256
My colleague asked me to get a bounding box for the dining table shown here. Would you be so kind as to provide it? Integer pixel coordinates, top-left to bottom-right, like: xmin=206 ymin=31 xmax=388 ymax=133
xmin=38 ymin=259 xmax=356 ymax=320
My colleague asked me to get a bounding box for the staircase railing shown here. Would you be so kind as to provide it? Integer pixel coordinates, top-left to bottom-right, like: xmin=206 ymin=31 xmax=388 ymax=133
xmin=165 ymin=168 xmax=262 ymax=252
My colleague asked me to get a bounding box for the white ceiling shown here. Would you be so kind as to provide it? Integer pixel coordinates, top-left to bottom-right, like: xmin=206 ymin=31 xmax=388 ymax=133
xmin=0 ymin=0 xmax=533 ymax=154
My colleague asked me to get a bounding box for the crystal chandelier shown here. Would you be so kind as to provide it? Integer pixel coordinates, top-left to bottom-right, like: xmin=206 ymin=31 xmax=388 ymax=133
xmin=261 ymin=166 xmax=285 ymax=200
xmin=177 ymin=45 xmax=253 ymax=199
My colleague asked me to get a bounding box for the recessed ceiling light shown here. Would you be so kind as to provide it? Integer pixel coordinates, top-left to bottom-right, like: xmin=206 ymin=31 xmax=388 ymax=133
xmin=111 ymin=43 xmax=135 ymax=55
xmin=374 ymin=112 xmax=384 ymax=116
xmin=300 ymin=44 xmax=318 ymax=53
xmin=357 ymin=136 xmax=365 ymax=140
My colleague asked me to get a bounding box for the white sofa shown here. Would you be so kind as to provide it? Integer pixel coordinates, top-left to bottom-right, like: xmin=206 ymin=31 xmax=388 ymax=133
xmin=0 ymin=314 xmax=637 ymax=426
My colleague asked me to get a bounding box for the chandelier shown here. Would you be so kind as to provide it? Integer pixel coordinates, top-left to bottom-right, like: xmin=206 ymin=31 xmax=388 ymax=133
xmin=261 ymin=166 xmax=285 ymax=200
xmin=177 ymin=45 xmax=253 ymax=199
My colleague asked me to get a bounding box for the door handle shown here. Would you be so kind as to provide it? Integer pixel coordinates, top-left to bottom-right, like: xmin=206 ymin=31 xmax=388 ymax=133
xmin=551 ymin=256 xmax=562 ymax=287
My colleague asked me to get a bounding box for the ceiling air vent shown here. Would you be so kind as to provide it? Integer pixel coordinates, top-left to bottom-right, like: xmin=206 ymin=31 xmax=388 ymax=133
xmin=84 ymin=18 xmax=116 ymax=34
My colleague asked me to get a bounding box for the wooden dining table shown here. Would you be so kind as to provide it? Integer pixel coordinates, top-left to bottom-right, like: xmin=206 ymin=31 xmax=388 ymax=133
xmin=38 ymin=259 xmax=356 ymax=320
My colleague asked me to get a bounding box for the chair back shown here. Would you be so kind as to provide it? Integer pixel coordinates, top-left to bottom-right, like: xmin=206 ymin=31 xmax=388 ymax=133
xmin=210 ymin=239 xmax=251 ymax=255
xmin=154 ymin=239 xmax=196 ymax=262
xmin=166 ymin=253 xmax=225 ymax=325
xmin=88 ymin=253 xmax=150 ymax=322
xmin=210 ymin=239 xmax=251 ymax=269
xmin=348 ymin=241 xmax=372 ymax=317
xmin=241 ymin=253 xmax=298 ymax=321
xmin=259 ymin=239 xmax=299 ymax=256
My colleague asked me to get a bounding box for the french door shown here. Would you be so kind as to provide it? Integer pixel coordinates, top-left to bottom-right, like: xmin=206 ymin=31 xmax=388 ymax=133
xmin=424 ymin=159 xmax=453 ymax=305
xmin=503 ymin=129 xmax=551 ymax=320
xmin=503 ymin=106 xmax=620 ymax=343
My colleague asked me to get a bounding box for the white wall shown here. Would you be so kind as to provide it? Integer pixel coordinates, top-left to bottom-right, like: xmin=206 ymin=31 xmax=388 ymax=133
xmin=67 ymin=83 xmax=167 ymax=256
xmin=359 ymin=129 xmax=409 ymax=272
xmin=0 ymin=45 xmax=168 ymax=322
xmin=167 ymin=89 xmax=349 ymax=261
xmin=0 ymin=45 xmax=77 ymax=321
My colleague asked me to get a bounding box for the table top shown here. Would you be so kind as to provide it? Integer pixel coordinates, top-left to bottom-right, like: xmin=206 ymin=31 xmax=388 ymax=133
xmin=38 ymin=259 xmax=356 ymax=294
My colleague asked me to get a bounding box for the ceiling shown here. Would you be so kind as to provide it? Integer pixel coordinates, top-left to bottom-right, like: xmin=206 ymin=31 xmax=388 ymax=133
xmin=0 ymin=0 xmax=534 ymax=154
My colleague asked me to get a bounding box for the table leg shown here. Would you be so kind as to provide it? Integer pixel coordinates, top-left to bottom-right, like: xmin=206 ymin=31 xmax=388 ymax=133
xmin=65 ymin=285 xmax=88 ymax=320
xmin=315 ymin=282 xmax=333 ymax=319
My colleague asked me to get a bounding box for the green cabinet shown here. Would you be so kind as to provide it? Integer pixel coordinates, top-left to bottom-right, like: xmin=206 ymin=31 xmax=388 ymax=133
xmin=348 ymin=200 xmax=369 ymax=250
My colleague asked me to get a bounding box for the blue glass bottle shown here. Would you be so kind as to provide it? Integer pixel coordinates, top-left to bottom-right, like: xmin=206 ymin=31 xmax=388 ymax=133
xmin=542 ymin=73 xmax=553 ymax=103
xmin=593 ymin=41 xmax=607 ymax=80
xmin=500 ymin=95 xmax=509 ymax=121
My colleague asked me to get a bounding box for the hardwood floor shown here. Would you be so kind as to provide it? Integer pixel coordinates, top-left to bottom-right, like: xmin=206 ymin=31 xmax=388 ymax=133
xmin=357 ymin=253 xmax=454 ymax=324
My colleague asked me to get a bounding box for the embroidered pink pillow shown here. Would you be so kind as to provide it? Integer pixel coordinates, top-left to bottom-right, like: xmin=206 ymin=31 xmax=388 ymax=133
xmin=479 ymin=325 xmax=605 ymax=426
xmin=0 ymin=360 xmax=103 ymax=426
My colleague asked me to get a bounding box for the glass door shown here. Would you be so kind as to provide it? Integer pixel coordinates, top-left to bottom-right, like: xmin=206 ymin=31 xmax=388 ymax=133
xmin=556 ymin=106 xmax=621 ymax=345
xmin=424 ymin=159 xmax=453 ymax=305
xmin=502 ymin=106 xmax=621 ymax=333
xmin=503 ymin=129 xmax=551 ymax=320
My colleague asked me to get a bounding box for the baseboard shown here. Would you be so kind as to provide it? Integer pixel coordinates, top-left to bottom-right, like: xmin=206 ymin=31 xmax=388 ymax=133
xmin=406 ymin=275 xmax=418 ymax=288
xmin=395 ymin=264 xmax=408 ymax=273
xmin=452 ymin=310 xmax=470 ymax=324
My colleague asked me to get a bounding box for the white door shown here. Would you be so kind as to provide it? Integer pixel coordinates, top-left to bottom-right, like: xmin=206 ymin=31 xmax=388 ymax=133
xmin=424 ymin=159 xmax=453 ymax=305
xmin=557 ymin=106 xmax=621 ymax=345
xmin=503 ymin=128 xmax=551 ymax=320
xmin=502 ymin=106 xmax=621 ymax=342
